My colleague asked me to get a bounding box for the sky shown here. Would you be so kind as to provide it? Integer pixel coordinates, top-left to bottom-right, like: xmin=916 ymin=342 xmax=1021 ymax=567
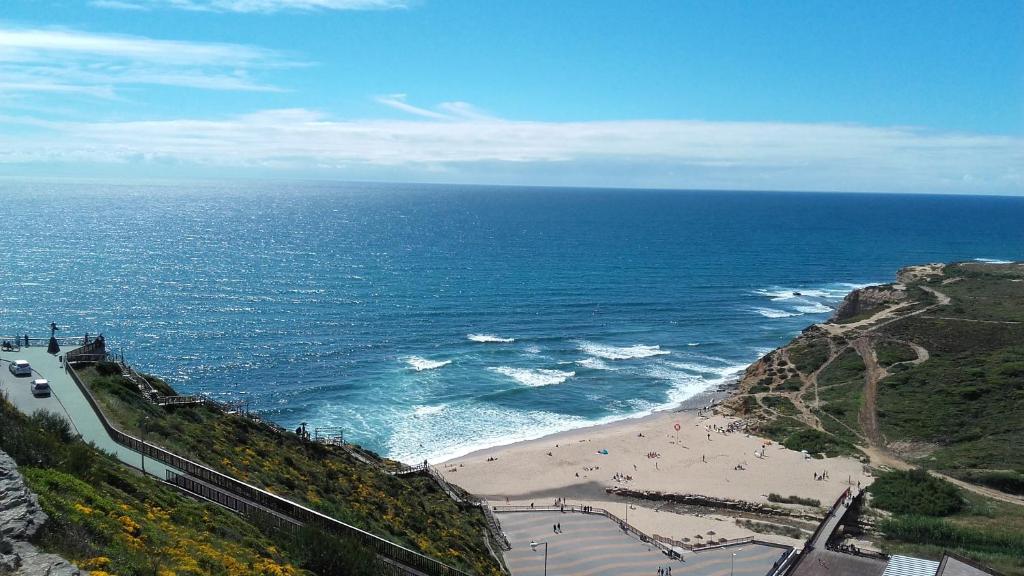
xmin=1 ymin=0 xmax=1022 ymax=194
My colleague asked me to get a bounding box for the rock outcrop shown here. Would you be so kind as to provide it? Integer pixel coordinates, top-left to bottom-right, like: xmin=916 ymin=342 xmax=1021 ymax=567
xmin=829 ymin=285 xmax=906 ymax=322
xmin=0 ymin=451 xmax=84 ymax=576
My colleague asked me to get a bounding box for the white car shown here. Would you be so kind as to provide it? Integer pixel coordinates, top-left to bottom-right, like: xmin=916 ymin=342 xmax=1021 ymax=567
xmin=8 ymin=360 xmax=31 ymax=377
xmin=30 ymin=379 xmax=51 ymax=397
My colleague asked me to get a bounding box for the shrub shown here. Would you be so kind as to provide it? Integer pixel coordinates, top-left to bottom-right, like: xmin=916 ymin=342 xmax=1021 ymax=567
xmin=869 ymin=469 xmax=963 ymax=516
xmin=767 ymin=493 xmax=821 ymax=507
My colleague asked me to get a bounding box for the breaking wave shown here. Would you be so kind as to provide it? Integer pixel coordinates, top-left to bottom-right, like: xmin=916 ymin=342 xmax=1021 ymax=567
xmin=413 ymin=404 xmax=447 ymax=416
xmin=405 ymin=356 xmax=452 ymax=371
xmin=468 ymin=334 xmax=515 ymax=343
xmin=752 ymin=307 xmax=802 ymax=319
xmin=974 ymin=258 xmax=1013 ymax=264
xmin=576 ymin=357 xmax=614 ymax=371
xmin=489 ymin=367 xmax=575 ymax=387
xmin=577 ymin=341 xmax=671 ymax=360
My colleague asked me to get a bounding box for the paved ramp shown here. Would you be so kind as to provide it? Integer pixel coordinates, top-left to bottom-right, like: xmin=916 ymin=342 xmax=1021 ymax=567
xmin=499 ymin=511 xmax=787 ymax=576
xmin=0 ymin=348 xmax=172 ymax=478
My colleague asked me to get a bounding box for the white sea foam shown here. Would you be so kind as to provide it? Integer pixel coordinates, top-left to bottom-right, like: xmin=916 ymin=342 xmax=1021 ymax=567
xmin=413 ymin=404 xmax=447 ymax=416
xmin=664 ymin=361 xmax=716 ymax=374
xmin=524 ymin=345 xmax=542 ymax=354
xmin=687 ymin=342 xmax=700 ymax=347
xmin=577 ymin=341 xmax=671 ymax=360
xmin=974 ymin=258 xmax=1013 ymax=264
xmin=576 ymin=357 xmax=614 ymax=370
xmin=489 ymin=367 xmax=575 ymax=387
xmin=467 ymin=333 xmax=515 ymax=343
xmin=405 ymin=356 xmax=452 ymax=371
xmin=752 ymin=307 xmax=802 ymax=319
xmin=755 ymin=283 xmax=872 ymax=302
xmin=794 ymin=303 xmax=833 ymax=314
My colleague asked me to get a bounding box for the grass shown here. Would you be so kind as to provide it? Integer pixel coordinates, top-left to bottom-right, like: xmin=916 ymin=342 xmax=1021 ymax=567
xmin=734 ymin=518 xmax=805 ymax=540
xmin=945 ymin=470 xmax=1024 ymax=496
xmin=875 ymin=341 xmax=918 ymax=366
xmin=77 ymin=365 xmax=502 ymax=576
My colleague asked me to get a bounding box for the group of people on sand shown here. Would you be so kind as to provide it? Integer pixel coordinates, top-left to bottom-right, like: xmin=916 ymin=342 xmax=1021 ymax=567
xmin=552 ymin=522 xmax=563 ymax=534
xmin=814 ymin=470 xmax=830 ymax=481
xmin=646 ymin=451 xmax=661 ymax=459
xmin=612 ymin=472 xmax=634 ymax=483
xmin=657 ymin=566 xmax=674 ymax=575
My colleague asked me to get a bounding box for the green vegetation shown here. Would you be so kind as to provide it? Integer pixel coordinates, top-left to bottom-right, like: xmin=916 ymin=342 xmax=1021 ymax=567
xmin=766 ymin=493 xmax=820 ymax=507
xmin=734 ymin=518 xmax=805 ymax=540
xmin=816 ymin=349 xmax=865 ymax=387
xmin=778 ymin=377 xmax=803 ymax=392
xmin=868 ymin=469 xmax=963 ymax=517
xmin=78 ymin=365 xmax=501 ymax=575
xmin=875 ymin=341 xmax=918 ymax=367
xmin=761 ymin=395 xmax=800 ymax=417
xmin=875 ymin=330 xmax=1024 ymax=470
xmin=788 ymin=338 xmax=830 ymax=374
xmin=0 ymin=394 xmax=302 ymax=576
xmin=948 ymin=470 xmax=1024 ymax=496
xmin=870 ymin=470 xmax=1024 ymax=574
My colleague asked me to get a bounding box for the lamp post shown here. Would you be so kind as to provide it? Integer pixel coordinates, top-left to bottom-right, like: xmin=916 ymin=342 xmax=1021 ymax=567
xmin=529 ymin=540 xmax=548 ymax=576
xmin=731 ymin=548 xmax=743 ymax=576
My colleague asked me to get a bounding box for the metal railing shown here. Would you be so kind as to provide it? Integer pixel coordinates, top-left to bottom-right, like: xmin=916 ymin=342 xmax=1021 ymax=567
xmin=63 ymin=355 xmax=470 ymax=576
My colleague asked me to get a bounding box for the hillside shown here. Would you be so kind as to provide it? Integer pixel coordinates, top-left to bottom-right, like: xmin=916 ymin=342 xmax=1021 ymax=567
xmin=76 ymin=364 xmax=502 ymax=576
xmin=725 ymin=261 xmax=1024 ymax=573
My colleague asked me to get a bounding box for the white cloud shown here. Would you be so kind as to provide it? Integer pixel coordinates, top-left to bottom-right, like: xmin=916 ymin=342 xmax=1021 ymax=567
xmin=375 ymin=94 xmax=451 ymax=119
xmin=376 ymin=95 xmax=496 ymax=120
xmin=88 ymin=0 xmax=409 ymax=13
xmin=2 ymin=107 xmax=1021 ymax=193
xmin=0 ymin=25 xmax=292 ymax=97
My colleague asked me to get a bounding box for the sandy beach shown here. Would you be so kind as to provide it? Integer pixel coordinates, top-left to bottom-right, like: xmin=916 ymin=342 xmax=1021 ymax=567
xmin=442 ymin=407 xmax=871 ymax=545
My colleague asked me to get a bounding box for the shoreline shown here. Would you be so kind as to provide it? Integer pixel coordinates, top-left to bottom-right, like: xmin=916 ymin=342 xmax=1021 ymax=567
xmin=436 ymin=382 xmax=734 ymax=465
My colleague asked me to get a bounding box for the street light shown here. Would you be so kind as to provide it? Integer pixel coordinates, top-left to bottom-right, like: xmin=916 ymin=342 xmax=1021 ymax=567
xmin=529 ymin=540 xmax=548 ymax=576
xmin=731 ymin=548 xmax=743 ymax=576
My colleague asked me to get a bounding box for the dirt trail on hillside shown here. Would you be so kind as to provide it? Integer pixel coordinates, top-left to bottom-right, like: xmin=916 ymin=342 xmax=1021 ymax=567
xmin=852 ymin=338 xmax=887 ymax=449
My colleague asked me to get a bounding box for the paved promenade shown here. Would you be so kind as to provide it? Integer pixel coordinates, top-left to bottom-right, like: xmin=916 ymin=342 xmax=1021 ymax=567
xmin=0 ymin=347 xmax=172 ymax=478
xmin=499 ymin=511 xmax=787 ymax=576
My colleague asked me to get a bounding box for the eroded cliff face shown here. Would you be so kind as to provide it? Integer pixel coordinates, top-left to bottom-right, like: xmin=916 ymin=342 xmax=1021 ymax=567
xmin=829 ymin=285 xmax=907 ymax=322
xmin=0 ymin=451 xmax=84 ymax=576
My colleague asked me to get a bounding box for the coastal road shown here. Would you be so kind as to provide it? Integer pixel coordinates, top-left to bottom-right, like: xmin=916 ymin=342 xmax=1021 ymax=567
xmin=0 ymin=347 xmax=172 ymax=479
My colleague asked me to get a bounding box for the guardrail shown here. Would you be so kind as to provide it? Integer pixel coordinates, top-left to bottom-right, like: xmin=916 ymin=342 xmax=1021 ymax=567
xmin=63 ymin=355 xmax=470 ymax=576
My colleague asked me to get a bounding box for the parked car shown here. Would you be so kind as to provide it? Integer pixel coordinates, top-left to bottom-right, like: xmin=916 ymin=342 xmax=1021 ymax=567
xmin=8 ymin=360 xmax=31 ymax=376
xmin=30 ymin=379 xmax=50 ymax=397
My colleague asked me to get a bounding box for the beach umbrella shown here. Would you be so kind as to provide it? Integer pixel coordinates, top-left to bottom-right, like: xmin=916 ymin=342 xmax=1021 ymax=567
xmin=707 ymin=530 xmax=716 ymax=536
xmin=682 ymin=537 xmax=690 ymax=543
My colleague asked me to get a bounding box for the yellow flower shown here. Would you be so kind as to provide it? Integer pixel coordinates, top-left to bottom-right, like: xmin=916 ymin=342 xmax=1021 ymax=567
xmin=73 ymin=502 xmax=94 ymax=515
xmin=80 ymin=556 xmax=111 ymax=569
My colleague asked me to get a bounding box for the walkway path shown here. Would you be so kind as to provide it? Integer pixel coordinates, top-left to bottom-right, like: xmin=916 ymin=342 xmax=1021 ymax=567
xmin=0 ymin=348 xmax=171 ymax=478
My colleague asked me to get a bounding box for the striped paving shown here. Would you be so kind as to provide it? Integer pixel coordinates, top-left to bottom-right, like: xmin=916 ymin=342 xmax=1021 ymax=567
xmin=498 ymin=511 xmax=789 ymax=576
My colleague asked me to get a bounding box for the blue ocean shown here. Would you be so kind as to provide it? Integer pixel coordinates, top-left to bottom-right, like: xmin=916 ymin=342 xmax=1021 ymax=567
xmin=1 ymin=183 xmax=1022 ymax=462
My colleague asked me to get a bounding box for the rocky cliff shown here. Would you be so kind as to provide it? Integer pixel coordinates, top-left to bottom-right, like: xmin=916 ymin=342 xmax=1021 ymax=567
xmin=829 ymin=284 xmax=907 ymax=322
xmin=0 ymin=451 xmax=83 ymax=576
